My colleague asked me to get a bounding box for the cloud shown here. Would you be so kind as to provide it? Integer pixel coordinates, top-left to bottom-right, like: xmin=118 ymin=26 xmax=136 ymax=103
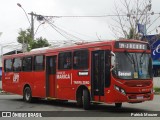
xmin=0 ymin=0 xmax=160 ymax=53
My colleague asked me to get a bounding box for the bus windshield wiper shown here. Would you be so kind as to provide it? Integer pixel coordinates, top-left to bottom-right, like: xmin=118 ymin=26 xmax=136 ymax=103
xmin=139 ymin=51 xmax=146 ymax=75
xmin=124 ymin=50 xmax=136 ymax=72
xmin=124 ymin=50 xmax=135 ymax=64
xmin=140 ymin=51 xmax=146 ymax=64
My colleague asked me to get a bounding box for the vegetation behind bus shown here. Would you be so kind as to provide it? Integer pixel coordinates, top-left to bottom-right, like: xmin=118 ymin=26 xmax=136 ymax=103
xmin=17 ymin=28 xmax=50 ymax=51
xmin=154 ymin=87 xmax=160 ymax=94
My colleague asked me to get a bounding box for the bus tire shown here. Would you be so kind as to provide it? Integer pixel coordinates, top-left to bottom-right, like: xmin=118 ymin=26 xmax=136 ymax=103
xmin=77 ymin=95 xmax=83 ymax=107
xmin=83 ymin=89 xmax=90 ymax=110
xmin=23 ymin=87 xmax=33 ymax=103
xmin=115 ymin=103 xmax=122 ymax=108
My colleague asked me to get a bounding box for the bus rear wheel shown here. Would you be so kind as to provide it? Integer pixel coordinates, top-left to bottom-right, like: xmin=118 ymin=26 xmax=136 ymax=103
xmin=115 ymin=103 xmax=122 ymax=108
xmin=23 ymin=87 xmax=32 ymax=103
xmin=83 ymin=89 xmax=90 ymax=110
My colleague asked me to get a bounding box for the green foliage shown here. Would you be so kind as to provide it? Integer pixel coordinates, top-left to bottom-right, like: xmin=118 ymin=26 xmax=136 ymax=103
xmin=17 ymin=28 xmax=50 ymax=51
xmin=154 ymin=87 xmax=160 ymax=93
xmin=32 ymin=37 xmax=50 ymax=49
xmin=127 ymin=28 xmax=138 ymax=39
xmin=17 ymin=28 xmax=33 ymax=45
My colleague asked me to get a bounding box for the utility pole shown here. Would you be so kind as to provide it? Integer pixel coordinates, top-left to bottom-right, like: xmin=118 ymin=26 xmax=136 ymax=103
xmin=17 ymin=3 xmax=46 ymax=52
xmin=28 ymin=12 xmax=44 ymax=40
xmin=29 ymin=12 xmax=35 ymax=40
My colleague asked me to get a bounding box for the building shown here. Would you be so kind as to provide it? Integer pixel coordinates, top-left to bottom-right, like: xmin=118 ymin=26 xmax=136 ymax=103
xmin=142 ymin=35 xmax=160 ymax=77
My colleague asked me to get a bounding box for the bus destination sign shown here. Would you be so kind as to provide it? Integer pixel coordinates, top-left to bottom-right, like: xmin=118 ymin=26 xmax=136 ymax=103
xmin=117 ymin=42 xmax=148 ymax=50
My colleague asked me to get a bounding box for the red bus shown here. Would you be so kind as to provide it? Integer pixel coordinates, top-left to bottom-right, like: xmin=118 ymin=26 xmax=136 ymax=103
xmin=2 ymin=40 xmax=153 ymax=110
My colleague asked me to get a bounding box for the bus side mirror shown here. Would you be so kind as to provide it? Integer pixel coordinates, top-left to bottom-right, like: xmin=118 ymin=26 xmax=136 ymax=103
xmin=110 ymin=51 xmax=116 ymax=71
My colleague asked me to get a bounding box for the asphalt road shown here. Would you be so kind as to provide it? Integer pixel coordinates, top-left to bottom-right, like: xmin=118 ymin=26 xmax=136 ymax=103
xmin=0 ymin=94 xmax=159 ymax=120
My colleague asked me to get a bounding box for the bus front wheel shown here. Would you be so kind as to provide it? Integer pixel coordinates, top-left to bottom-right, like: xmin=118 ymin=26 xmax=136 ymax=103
xmin=115 ymin=103 xmax=122 ymax=108
xmin=83 ymin=89 xmax=90 ymax=110
xmin=23 ymin=87 xmax=32 ymax=103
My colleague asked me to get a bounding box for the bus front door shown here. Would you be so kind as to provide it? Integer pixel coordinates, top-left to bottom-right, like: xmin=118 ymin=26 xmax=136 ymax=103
xmin=91 ymin=50 xmax=110 ymax=102
xmin=46 ymin=56 xmax=57 ymax=98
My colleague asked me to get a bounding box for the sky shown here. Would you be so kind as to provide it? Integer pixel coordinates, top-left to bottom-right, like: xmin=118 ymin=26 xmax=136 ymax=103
xmin=0 ymin=0 xmax=160 ymax=53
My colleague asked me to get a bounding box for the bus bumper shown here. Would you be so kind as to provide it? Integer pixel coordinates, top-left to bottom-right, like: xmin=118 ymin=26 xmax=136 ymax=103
xmin=105 ymin=89 xmax=154 ymax=104
xmin=127 ymin=93 xmax=154 ymax=103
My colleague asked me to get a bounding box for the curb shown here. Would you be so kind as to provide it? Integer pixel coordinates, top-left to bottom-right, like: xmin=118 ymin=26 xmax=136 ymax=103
xmin=154 ymin=92 xmax=160 ymax=95
xmin=0 ymin=91 xmax=12 ymax=95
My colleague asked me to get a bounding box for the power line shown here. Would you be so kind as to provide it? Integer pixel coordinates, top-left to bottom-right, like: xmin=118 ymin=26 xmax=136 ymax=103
xmin=35 ymin=12 xmax=160 ymax=18
xmin=50 ymin=24 xmax=97 ymax=40
xmin=44 ymin=18 xmax=84 ymax=42
xmin=51 ymin=24 xmax=83 ymax=41
xmin=45 ymin=19 xmax=74 ymax=41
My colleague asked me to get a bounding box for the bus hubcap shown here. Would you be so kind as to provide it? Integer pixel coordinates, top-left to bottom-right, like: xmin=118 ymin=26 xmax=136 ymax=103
xmin=26 ymin=91 xmax=30 ymax=101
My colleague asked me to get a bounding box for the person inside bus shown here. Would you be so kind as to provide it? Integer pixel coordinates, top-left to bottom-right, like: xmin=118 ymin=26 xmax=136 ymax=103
xmin=64 ymin=57 xmax=71 ymax=69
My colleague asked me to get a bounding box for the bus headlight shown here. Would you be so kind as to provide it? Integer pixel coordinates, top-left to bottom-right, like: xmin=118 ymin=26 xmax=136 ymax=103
xmin=114 ymin=85 xmax=126 ymax=95
xmin=114 ymin=85 xmax=120 ymax=91
xmin=120 ymin=88 xmax=126 ymax=95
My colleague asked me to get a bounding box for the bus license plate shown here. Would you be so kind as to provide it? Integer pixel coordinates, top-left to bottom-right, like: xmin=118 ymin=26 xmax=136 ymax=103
xmin=137 ymin=96 xmax=143 ymax=100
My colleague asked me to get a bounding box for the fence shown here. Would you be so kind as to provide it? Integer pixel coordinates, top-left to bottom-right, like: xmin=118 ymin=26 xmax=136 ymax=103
xmin=153 ymin=77 xmax=160 ymax=88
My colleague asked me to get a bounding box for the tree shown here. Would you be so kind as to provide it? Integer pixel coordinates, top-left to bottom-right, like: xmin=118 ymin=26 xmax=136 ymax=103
xmin=111 ymin=0 xmax=159 ymax=39
xmin=17 ymin=28 xmax=50 ymax=51
xmin=32 ymin=37 xmax=50 ymax=49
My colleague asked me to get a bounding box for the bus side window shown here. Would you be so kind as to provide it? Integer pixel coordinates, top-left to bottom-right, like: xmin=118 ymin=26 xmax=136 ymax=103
xmin=13 ymin=58 xmax=22 ymax=72
xmin=34 ymin=55 xmax=44 ymax=71
xmin=105 ymin=51 xmax=111 ymax=87
xmin=73 ymin=50 xmax=89 ymax=69
xmin=4 ymin=59 xmax=12 ymax=72
xmin=58 ymin=52 xmax=72 ymax=70
xmin=22 ymin=57 xmax=32 ymax=71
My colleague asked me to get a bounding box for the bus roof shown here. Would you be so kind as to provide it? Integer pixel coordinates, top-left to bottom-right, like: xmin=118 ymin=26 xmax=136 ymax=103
xmin=2 ymin=39 xmax=148 ymax=59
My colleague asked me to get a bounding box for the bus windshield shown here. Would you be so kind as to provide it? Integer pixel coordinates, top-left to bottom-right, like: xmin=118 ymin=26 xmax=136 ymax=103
xmin=113 ymin=52 xmax=152 ymax=80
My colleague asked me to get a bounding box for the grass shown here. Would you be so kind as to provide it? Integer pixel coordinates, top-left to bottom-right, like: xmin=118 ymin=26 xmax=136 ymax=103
xmin=0 ymin=88 xmax=2 ymax=93
xmin=154 ymin=87 xmax=160 ymax=93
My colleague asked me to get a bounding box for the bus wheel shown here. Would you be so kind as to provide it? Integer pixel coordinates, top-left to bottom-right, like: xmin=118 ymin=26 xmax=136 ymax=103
xmin=115 ymin=103 xmax=122 ymax=108
xmin=83 ymin=89 xmax=90 ymax=110
xmin=23 ymin=87 xmax=32 ymax=103
xmin=77 ymin=95 xmax=83 ymax=107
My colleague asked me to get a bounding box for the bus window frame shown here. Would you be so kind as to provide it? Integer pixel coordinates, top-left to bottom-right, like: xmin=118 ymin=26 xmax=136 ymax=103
xmin=22 ymin=56 xmax=33 ymax=72
xmin=58 ymin=51 xmax=72 ymax=70
xmin=13 ymin=57 xmax=22 ymax=72
xmin=33 ymin=55 xmax=45 ymax=71
xmin=73 ymin=49 xmax=89 ymax=70
xmin=4 ymin=59 xmax=13 ymax=72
